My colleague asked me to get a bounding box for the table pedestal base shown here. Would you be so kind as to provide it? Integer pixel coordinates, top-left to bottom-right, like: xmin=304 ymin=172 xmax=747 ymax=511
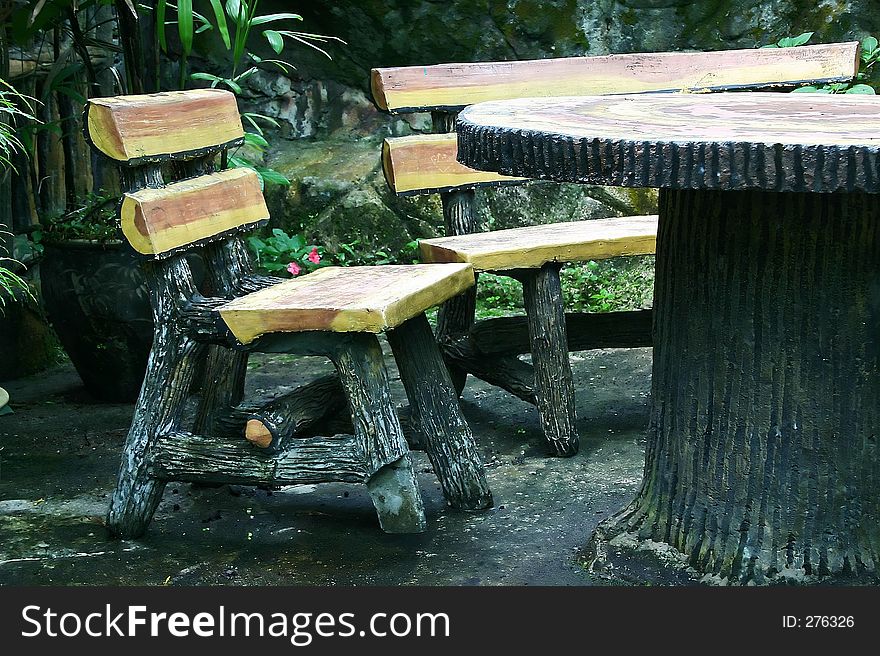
xmin=588 ymin=188 xmax=880 ymax=584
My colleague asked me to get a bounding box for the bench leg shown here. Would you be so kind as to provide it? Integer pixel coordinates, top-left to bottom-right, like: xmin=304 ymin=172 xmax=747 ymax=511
xmin=435 ymin=189 xmax=479 ymax=395
xmin=521 ymin=263 xmax=579 ymax=457
xmin=388 ymin=314 xmax=493 ymax=511
xmin=330 ymin=334 xmax=427 ymax=533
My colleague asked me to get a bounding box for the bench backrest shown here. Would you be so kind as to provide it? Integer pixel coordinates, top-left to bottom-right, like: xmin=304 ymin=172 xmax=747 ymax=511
xmin=374 ymin=42 xmax=860 ymax=196
xmin=85 ymin=89 xmax=269 ymax=259
xmin=373 ymin=42 xmax=859 ymax=113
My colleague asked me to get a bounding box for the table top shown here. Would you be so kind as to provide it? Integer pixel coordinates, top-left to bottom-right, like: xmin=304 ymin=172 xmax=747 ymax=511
xmin=456 ymin=92 xmax=880 ymax=193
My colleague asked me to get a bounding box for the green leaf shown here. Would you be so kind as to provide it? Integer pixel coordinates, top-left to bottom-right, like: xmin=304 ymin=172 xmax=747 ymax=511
xmin=242 ymin=113 xmax=281 ymax=131
xmin=250 ymin=13 xmax=303 ymax=26
xmin=263 ymin=29 xmax=284 ymax=54
xmin=227 ymin=155 xmax=253 ymax=169
xmin=178 ymin=0 xmax=194 ymax=55
xmin=264 ymin=59 xmax=294 ymax=74
xmin=861 ymin=36 xmax=878 ymax=59
xmin=233 ymin=67 xmax=258 ymax=83
xmin=208 ymin=0 xmax=231 ymax=49
xmin=760 ymin=43 xmax=778 ymax=49
xmin=157 ymin=0 xmax=167 ymax=51
xmin=255 ymin=167 xmax=291 ymax=186
xmin=190 ymin=72 xmax=222 ymax=83
xmin=220 ymin=78 xmax=242 ymax=94
xmin=243 ymin=132 xmax=270 ymax=149
xmin=777 ymin=32 xmax=813 ymax=48
xmin=845 ymin=84 xmax=876 ymax=94
xmin=791 ymin=85 xmax=820 ymax=92
xmin=225 ymin=0 xmax=242 ymax=23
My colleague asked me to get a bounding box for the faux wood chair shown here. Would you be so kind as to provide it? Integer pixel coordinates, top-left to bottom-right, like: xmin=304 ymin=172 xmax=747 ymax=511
xmin=372 ymin=41 xmax=860 ymax=456
xmin=84 ymin=89 xmax=492 ymax=539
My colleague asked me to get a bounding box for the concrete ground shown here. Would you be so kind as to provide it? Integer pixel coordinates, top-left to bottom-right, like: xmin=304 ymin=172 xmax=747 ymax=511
xmin=0 ymin=346 xmax=655 ymax=586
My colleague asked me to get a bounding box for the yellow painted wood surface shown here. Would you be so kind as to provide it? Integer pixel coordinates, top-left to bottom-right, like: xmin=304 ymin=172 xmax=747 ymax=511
xmin=383 ymin=134 xmax=524 ymax=194
xmin=86 ymin=89 xmax=244 ymax=161
xmin=219 ymin=264 xmax=475 ymax=344
xmin=420 ymin=216 xmax=659 ymax=271
xmin=120 ymin=168 xmax=269 ymax=256
xmin=372 ymin=42 xmax=859 ymax=112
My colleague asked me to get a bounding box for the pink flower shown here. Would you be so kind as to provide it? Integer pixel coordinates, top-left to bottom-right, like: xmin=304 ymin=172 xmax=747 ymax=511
xmin=307 ymin=247 xmax=321 ymax=264
xmin=287 ymin=262 xmax=301 ymax=276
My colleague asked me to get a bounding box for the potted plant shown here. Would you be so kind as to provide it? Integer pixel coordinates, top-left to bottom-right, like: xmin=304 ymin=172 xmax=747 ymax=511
xmin=39 ymin=193 xmax=154 ymax=402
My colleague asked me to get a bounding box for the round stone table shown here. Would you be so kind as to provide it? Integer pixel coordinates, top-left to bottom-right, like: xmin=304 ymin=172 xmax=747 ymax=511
xmin=457 ymin=92 xmax=880 ymax=584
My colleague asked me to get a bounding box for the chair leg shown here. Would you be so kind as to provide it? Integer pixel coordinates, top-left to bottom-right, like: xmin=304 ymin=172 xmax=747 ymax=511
xmin=330 ymin=333 xmax=427 ymax=533
xmin=193 ymin=346 xmax=247 ymax=435
xmin=108 ymin=331 xmax=206 ymax=538
xmin=388 ymin=313 xmax=493 ymax=511
xmin=107 ymin=257 xmax=208 ymax=538
xmin=521 ymin=263 xmax=579 ymax=457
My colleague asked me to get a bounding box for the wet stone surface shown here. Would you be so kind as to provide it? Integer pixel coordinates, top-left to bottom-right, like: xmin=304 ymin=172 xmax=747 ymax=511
xmin=0 ymin=346 xmax=655 ymax=586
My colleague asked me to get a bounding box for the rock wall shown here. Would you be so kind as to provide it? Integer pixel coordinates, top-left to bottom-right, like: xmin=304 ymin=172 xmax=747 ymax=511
xmin=243 ymin=0 xmax=877 ymax=258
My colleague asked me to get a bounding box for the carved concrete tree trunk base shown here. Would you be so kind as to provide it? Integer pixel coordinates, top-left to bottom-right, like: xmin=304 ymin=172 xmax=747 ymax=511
xmin=588 ymin=188 xmax=880 ymax=584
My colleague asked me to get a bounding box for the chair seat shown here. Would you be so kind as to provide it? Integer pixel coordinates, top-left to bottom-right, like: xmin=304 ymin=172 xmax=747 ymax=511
xmin=419 ymin=215 xmax=658 ymax=272
xmin=219 ymin=264 xmax=475 ymax=344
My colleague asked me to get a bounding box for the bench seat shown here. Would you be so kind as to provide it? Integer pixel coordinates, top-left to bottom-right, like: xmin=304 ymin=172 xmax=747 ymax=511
xmin=419 ymin=216 xmax=658 ymax=271
xmin=219 ymin=263 xmax=475 ymax=344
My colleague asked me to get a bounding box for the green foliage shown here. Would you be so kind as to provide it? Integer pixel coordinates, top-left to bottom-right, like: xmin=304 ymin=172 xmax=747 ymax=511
xmin=330 ymin=240 xmax=421 ymax=267
xmin=473 ymin=259 xmax=654 ymax=319
xmin=763 ymin=33 xmax=879 ymax=94
xmin=41 ymin=192 xmax=118 ymax=243
xmin=0 ymin=79 xmax=38 ymax=313
xmin=0 ymin=257 xmax=33 ymax=315
xmin=168 ymin=0 xmax=339 ymax=187
xmin=761 ymin=31 xmax=814 ymax=48
xmin=247 ymin=228 xmax=326 ymax=276
xmin=561 ymin=261 xmax=618 ymax=312
xmin=247 ymin=229 xmax=421 ymax=277
xmin=153 ymin=0 xmax=341 ymax=189
xmin=0 ymin=79 xmax=36 ymax=172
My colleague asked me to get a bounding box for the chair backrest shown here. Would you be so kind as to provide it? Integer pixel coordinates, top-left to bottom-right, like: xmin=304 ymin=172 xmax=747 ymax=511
xmin=85 ymin=89 xmax=270 ymax=259
xmin=86 ymin=88 xmax=245 ymax=164
xmin=374 ymin=42 xmax=860 ymax=196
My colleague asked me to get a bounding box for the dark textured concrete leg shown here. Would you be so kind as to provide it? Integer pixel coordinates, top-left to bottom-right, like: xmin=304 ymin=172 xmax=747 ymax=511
xmin=366 ymin=455 xmax=428 ymax=533
xmin=331 ymin=333 xmax=426 ymax=533
xmin=388 ymin=313 xmax=493 ymax=511
xmin=108 ymin=257 xmax=207 ymax=538
xmin=435 ymin=188 xmax=479 ymax=396
xmin=521 ymin=264 xmax=579 ymax=457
